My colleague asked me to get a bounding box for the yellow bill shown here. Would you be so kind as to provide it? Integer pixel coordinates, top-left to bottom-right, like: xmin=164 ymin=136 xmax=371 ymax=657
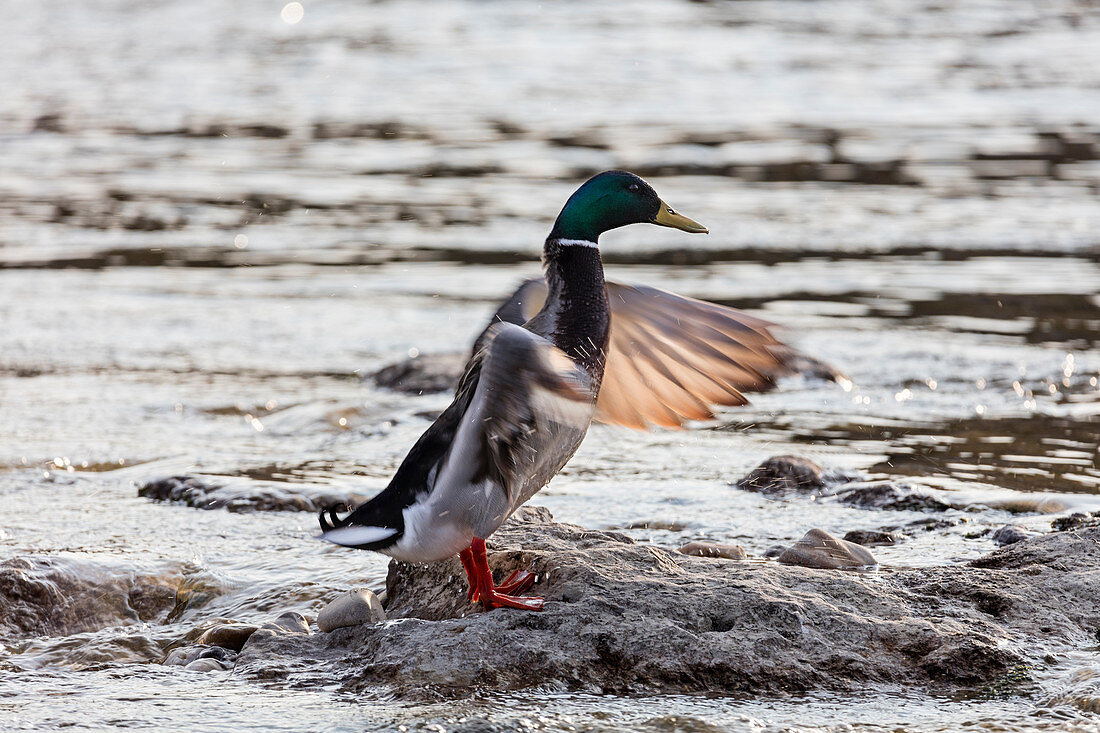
xmin=652 ymin=200 xmax=708 ymax=233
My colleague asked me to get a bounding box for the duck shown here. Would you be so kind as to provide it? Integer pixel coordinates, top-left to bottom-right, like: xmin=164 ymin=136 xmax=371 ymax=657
xmin=319 ymin=170 xmax=823 ymax=611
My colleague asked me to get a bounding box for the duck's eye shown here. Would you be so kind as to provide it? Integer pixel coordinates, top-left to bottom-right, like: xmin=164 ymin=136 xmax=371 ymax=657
xmin=627 ymin=183 xmax=640 ymax=192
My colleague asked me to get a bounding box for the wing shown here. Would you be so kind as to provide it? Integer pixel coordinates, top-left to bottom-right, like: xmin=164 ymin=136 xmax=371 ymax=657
xmin=474 ymin=322 xmax=596 ymax=502
xmin=596 ymin=282 xmax=793 ymax=429
xmin=483 ymin=278 xmax=817 ymax=430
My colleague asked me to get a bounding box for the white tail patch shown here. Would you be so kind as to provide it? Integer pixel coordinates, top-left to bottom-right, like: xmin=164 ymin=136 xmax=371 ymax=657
xmin=320 ymin=525 xmax=399 ymax=547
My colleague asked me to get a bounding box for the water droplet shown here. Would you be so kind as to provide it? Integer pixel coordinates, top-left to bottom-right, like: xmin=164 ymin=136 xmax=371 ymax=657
xmin=233 ymin=234 xmax=249 ymax=249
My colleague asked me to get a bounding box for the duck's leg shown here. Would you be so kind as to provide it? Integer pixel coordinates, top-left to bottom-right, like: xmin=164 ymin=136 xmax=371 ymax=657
xmin=458 ymin=546 xmax=479 ymax=601
xmin=467 ymin=538 xmax=544 ymax=611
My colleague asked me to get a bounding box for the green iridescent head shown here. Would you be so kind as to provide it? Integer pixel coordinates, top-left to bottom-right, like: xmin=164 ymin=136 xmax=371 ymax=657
xmin=548 ymin=170 xmax=708 ymax=243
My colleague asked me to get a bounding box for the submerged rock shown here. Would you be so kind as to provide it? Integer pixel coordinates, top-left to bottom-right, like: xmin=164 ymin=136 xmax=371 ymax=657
xmin=138 ymin=475 xmax=368 ymax=513
xmin=164 ymin=644 xmax=236 ymax=667
xmin=777 ymin=529 xmax=877 ymax=569
xmin=834 ymin=482 xmax=950 ymax=512
xmin=676 ymin=541 xmax=747 ymax=560
xmin=1051 ymin=512 xmax=1100 ymax=532
xmin=734 ymin=455 xmax=829 ymax=494
xmin=0 ymin=557 xmax=178 ymax=640
xmin=317 ymin=589 xmax=386 ymax=632
xmin=236 ymin=507 xmax=1100 ymax=698
xmin=370 ymin=352 xmax=466 ymax=394
xmin=842 ymin=529 xmax=900 ymax=546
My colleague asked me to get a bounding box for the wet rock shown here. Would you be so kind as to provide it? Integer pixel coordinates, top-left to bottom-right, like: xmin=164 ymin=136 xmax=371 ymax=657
xmin=735 ymin=455 xmax=828 ymax=494
xmin=317 ymin=589 xmax=386 ymax=632
xmin=138 ymin=475 xmax=367 ymax=513
xmin=196 ymin=623 xmax=260 ymax=652
xmin=164 ymin=644 xmax=237 ymax=667
xmin=777 ymin=529 xmax=877 ymax=570
xmin=842 ymin=530 xmax=900 ymax=546
xmin=186 ymin=658 xmax=230 ymax=672
xmin=234 ymin=507 xmax=1100 ymax=698
xmin=0 ymin=556 xmax=178 ymax=640
xmin=261 ymin=612 xmax=311 ymax=635
xmin=625 ymin=520 xmax=689 ymax=532
xmin=370 ymin=352 xmax=466 ymax=394
xmin=991 ymin=525 xmax=1032 ymax=547
xmin=762 ymin=544 xmax=786 ymax=558
xmin=835 ymin=482 xmax=950 ymax=512
xmin=676 ymin=542 xmax=747 ymax=560
xmin=1052 ymin=512 xmax=1100 ymax=532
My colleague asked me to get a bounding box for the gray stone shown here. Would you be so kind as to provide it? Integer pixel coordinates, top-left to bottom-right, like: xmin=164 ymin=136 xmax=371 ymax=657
xmin=991 ymin=524 xmax=1032 ymax=547
xmin=371 ymin=352 xmax=466 ymax=394
xmin=262 ymin=611 xmax=311 ymax=635
xmin=777 ymin=529 xmax=877 ymax=570
xmin=164 ymin=644 xmax=236 ymax=667
xmin=735 ymin=455 xmax=828 ymax=494
xmin=317 ymin=589 xmax=386 ymax=632
xmin=195 ymin=622 xmax=259 ymax=651
xmin=835 ymin=482 xmax=950 ymax=512
xmin=842 ymin=529 xmax=900 ymax=546
xmin=234 ymin=507 xmax=1100 ymax=698
xmin=138 ymin=475 xmax=368 ymax=514
xmin=677 ymin=541 xmax=747 ymax=560
xmin=185 ymin=658 xmax=229 ymax=672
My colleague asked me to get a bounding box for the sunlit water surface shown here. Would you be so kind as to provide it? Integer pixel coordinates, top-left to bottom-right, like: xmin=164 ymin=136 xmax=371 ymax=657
xmin=2 ymin=0 xmax=1099 ymax=730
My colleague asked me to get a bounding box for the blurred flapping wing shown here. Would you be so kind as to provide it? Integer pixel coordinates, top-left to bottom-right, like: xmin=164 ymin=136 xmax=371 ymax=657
xmin=596 ymin=282 xmax=792 ymax=430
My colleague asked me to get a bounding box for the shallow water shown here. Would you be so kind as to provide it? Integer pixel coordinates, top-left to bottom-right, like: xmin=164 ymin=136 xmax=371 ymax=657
xmin=2 ymin=0 xmax=1099 ymax=729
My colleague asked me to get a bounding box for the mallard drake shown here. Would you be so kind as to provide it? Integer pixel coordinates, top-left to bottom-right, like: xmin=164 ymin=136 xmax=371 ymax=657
xmin=320 ymin=170 xmax=810 ymax=611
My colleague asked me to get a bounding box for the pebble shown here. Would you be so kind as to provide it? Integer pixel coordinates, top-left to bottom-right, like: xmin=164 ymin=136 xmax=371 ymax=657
xmin=677 ymin=541 xmax=747 ymax=560
xmin=778 ymin=529 xmax=877 ymax=570
xmin=317 ymin=589 xmax=386 ymax=633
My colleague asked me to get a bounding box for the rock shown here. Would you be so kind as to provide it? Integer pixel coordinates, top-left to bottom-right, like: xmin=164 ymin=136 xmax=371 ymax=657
xmin=196 ymin=623 xmax=260 ymax=651
xmin=734 ymin=455 xmax=828 ymax=494
xmin=234 ymin=507 xmax=1100 ymax=698
xmin=835 ymin=482 xmax=950 ymax=512
xmin=842 ymin=530 xmax=899 ymax=546
xmin=625 ymin=520 xmax=689 ymax=531
xmin=676 ymin=542 xmax=747 ymax=560
xmin=139 ymin=475 xmax=368 ymax=513
xmin=1052 ymin=512 xmax=1100 ymax=532
xmin=777 ymin=529 xmax=877 ymax=570
xmin=0 ymin=556 xmax=178 ymax=640
xmin=164 ymin=644 xmax=237 ymax=667
xmin=185 ymin=658 xmax=229 ymax=672
xmin=371 ymin=352 xmax=466 ymax=394
xmin=991 ymin=525 xmax=1032 ymax=547
xmin=762 ymin=544 xmax=786 ymax=558
xmin=262 ymin=611 xmax=311 ymax=635
xmin=317 ymin=589 xmax=386 ymax=632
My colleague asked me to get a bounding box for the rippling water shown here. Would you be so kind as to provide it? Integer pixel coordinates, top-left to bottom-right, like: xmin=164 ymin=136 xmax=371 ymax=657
xmin=2 ymin=0 xmax=1099 ymax=730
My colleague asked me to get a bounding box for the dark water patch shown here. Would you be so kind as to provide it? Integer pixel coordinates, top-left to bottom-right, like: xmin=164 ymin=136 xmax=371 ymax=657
xmin=312 ymin=120 xmax=429 ymax=140
xmin=906 ymin=293 xmax=1100 ymax=347
xmin=112 ymin=122 xmax=290 ymax=139
xmin=741 ymin=414 xmax=1099 ymax=495
xmin=575 ymin=158 xmax=920 ymax=186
